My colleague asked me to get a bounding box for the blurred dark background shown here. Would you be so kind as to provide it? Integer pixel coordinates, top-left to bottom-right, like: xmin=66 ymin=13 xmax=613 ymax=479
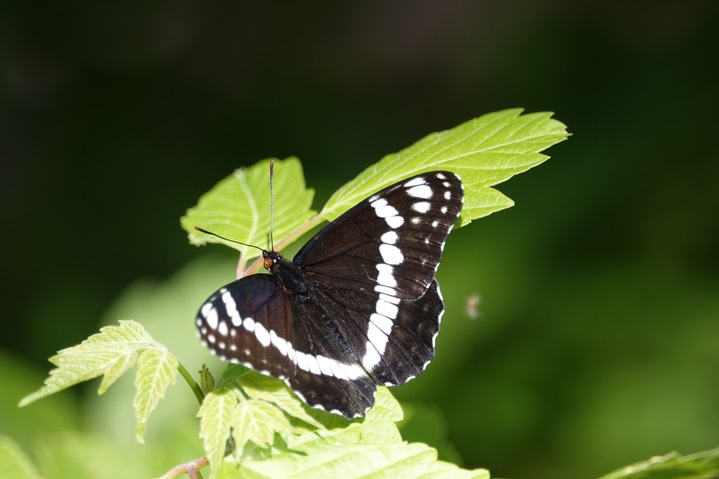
xmin=2 ymin=1 xmax=718 ymax=478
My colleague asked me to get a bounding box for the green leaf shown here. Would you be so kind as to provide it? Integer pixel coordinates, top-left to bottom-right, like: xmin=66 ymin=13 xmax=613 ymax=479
xmin=222 ymin=442 xmax=489 ymax=479
xmin=221 ymin=364 xmax=250 ymax=384
xmin=19 ymin=320 xmax=178 ymax=445
xmin=214 ymin=387 xmax=488 ymax=479
xmin=199 ymin=385 xmax=487 ymax=478
xmin=598 ymin=446 xmax=719 ymax=479
xmin=232 ymin=399 xmax=291 ymax=450
xmin=19 ymin=320 xmax=156 ymax=406
xmin=98 ymin=350 xmax=138 ymax=394
xmin=198 ymin=387 xmax=238 ymax=479
xmin=0 ymin=436 xmax=42 ymax=479
xmin=133 ymin=348 xmax=178 ymax=442
xmin=180 ymin=157 xmax=316 ymax=264
xmin=238 ymin=372 xmax=322 ymax=429
xmin=321 ymin=109 xmax=568 ymax=226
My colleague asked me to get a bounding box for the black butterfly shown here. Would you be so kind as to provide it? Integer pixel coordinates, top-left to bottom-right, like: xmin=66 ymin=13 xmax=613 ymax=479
xmin=196 ymin=171 xmax=463 ymax=418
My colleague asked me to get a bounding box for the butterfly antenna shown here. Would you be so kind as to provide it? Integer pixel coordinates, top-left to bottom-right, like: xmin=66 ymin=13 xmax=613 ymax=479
xmin=269 ymin=159 xmax=275 ymax=252
xmin=194 ymin=226 xmax=264 ymax=253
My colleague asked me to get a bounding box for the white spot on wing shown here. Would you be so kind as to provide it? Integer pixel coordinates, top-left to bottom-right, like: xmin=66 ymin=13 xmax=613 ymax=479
xmin=305 ymin=355 xmax=321 ymax=375
xmin=296 ymin=351 xmax=309 ymax=371
xmin=255 ymin=323 xmax=270 ymax=348
xmin=385 ymin=215 xmax=404 ymax=229
xmin=362 ymin=344 xmax=382 ymax=370
xmin=379 ymin=293 xmax=401 ymax=305
xmin=221 ymin=290 xmax=236 ymax=312
xmin=254 ymin=322 xmax=271 ymax=347
xmin=412 ymin=201 xmax=431 ymax=213
xmin=376 ymin=263 xmax=396 ymax=287
xmin=294 ymin=350 xmax=365 ymax=380
xmin=316 ymin=356 xmax=335 ymax=377
xmin=371 ymin=198 xmax=399 ymax=218
xmin=376 ymin=298 xmax=398 ymax=319
xmin=370 ymin=313 xmax=394 ymax=334
xmin=379 ymin=244 xmax=404 ymax=265
xmin=366 ymin=322 xmax=389 ymax=354
xmin=203 ymin=304 xmax=218 ymax=330
xmin=404 ymin=177 xmax=427 ymax=187
xmin=270 ymin=330 xmax=289 ymax=357
xmin=374 ymin=285 xmax=397 ymax=296
xmin=381 ymin=231 xmax=398 ymax=244
xmin=341 ymin=363 xmax=365 ymax=380
xmin=406 ymin=184 xmax=432 ymax=199
xmin=243 ymin=316 xmax=255 ymax=332
xmin=217 ymin=321 xmax=228 ymax=337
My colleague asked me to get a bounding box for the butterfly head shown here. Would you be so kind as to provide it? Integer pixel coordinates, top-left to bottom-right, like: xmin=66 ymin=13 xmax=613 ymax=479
xmin=262 ymin=249 xmax=283 ymax=270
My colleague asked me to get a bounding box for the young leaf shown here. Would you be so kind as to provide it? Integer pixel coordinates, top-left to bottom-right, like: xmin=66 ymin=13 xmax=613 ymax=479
xmin=231 ymin=399 xmax=291 ymax=451
xmin=19 ymin=320 xmax=158 ymax=406
xmin=134 ymin=348 xmax=178 ymax=443
xmin=198 ymin=387 xmax=238 ymax=479
xmin=19 ymin=320 xmax=178 ymax=444
xmin=98 ymin=350 xmax=138 ymax=394
xmin=180 ymin=157 xmax=316 ymax=263
xmin=237 ymin=372 xmax=322 ymax=429
xmin=321 ymin=109 xmax=568 ymax=226
xmin=216 ymin=388 xmax=489 ymax=479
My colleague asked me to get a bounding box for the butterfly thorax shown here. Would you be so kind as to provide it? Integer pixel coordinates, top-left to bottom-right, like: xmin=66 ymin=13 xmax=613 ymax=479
xmin=263 ymin=250 xmax=310 ymax=302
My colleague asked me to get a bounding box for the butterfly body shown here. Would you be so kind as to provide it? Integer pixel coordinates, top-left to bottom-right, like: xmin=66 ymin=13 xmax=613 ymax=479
xmin=196 ymin=171 xmax=463 ymax=418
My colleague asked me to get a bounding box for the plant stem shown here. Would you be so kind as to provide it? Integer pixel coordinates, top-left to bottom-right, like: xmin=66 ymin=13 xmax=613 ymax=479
xmin=159 ymin=456 xmax=208 ymax=479
xmin=178 ymin=362 xmax=205 ymax=404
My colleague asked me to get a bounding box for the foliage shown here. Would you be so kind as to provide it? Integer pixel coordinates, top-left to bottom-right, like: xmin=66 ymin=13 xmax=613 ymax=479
xmin=10 ymin=108 xmax=717 ymax=478
xmin=13 ymin=108 xmax=687 ymax=479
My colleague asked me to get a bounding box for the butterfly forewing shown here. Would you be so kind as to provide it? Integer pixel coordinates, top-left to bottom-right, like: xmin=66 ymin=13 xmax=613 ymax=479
xmin=195 ymin=170 xmax=463 ymax=419
xmin=295 ymin=171 xmax=463 ymax=300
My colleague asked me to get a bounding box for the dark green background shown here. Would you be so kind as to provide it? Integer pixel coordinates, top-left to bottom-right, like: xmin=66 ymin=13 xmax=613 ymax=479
xmin=3 ymin=2 xmax=718 ymax=478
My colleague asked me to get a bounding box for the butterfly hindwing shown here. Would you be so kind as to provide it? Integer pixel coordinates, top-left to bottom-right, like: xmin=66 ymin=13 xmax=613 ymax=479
xmin=196 ymin=274 xmax=296 ymax=380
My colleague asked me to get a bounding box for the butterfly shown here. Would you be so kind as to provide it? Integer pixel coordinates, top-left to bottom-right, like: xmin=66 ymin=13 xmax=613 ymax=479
xmin=195 ymin=170 xmax=463 ymax=418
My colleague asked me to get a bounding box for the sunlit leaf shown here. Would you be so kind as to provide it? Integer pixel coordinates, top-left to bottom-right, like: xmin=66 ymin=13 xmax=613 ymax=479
xmin=198 ymin=387 xmax=238 ymax=479
xmin=134 ymin=348 xmax=178 ymax=442
xmin=321 ymin=109 xmax=568 ymax=226
xmin=232 ymin=399 xmax=291 ymax=450
xmin=19 ymin=320 xmax=178 ymax=445
xmin=238 ymin=372 xmax=322 ymax=429
xmin=215 ymin=387 xmax=489 ymax=479
xmin=19 ymin=320 xmax=157 ymax=406
xmin=180 ymin=157 xmax=316 ymax=264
